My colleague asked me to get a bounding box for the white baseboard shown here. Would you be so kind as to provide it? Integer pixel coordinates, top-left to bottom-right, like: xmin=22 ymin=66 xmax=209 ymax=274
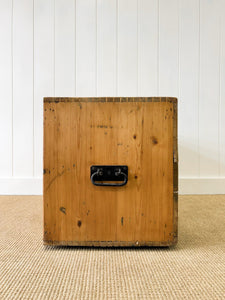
xmin=0 ymin=178 xmax=43 ymax=195
xmin=0 ymin=177 xmax=225 ymax=195
xmin=179 ymin=178 xmax=225 ymax=194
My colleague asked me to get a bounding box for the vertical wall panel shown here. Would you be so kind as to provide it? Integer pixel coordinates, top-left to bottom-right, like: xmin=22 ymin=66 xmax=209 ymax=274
xmin=13 ymin=0 xmax=33 ymax=176
xmin=159 ymin=0 xmax=178 ymax=96
xmin=97 ymin=0 xmax=117 ymax=96
xmin=1 ymin=0 xmax=225 ymax=194
xmin=179 ymin=0 xmax=199 ymax=177
xmin=55 ymin=0 xmax=75 ymax=96
xmin=118 ymin=0 xmax=138 ymax=96
xmin=76 ymin=0 xmax=96 ymax=96
xmin=0 ymin=0 xmax=12 ymax=177
xmin=199 ymin=0 xmax=221 ymax=176
xmin=138 ymin=0 xmax=158 ymax=96
xmin=220 ymin=0 xmax=225 ymax=176
xmin=34 ymin=0 xmax=54 ymax=177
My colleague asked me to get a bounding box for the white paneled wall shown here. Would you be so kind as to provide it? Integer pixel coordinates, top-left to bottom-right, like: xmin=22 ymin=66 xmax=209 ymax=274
xmin=0 ymin=0 xmax=225 ymax=194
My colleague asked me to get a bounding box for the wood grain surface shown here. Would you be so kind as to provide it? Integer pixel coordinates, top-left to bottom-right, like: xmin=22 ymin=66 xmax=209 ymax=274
xmin=43 ymin=97 xmax=178 ymax=246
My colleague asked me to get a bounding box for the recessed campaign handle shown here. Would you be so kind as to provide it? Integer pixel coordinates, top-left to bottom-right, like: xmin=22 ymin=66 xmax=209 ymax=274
xmin=90 ymin=165 xmax=128 ymax=187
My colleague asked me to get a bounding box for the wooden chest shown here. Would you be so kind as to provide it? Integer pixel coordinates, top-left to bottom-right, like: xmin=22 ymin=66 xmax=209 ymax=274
xmin=43 ymin=97 xmax=178 ymax=247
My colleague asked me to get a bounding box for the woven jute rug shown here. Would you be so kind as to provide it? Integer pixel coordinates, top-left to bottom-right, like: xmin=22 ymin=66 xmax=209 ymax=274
xmin=0 ymin=195 xmax=224 ymax=299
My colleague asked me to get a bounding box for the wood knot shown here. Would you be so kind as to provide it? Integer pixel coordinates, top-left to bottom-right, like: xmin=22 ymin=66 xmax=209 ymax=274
xmin=151 ymin=136 xmax=158 ymax=145
xmin=77 ymin=220 xmax=82 ymax=227
xmin=60 ymin=207 xmax=66 ymax=215
xmin=133 ymin=134 xmax=137 ymax=139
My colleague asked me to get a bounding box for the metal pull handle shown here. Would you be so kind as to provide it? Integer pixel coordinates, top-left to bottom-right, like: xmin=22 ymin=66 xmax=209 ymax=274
xmin=90 ymin=165 xmax=128 ymax=187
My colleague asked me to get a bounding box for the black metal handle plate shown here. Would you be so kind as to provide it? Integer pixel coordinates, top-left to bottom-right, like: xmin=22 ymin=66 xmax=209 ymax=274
xmin=90 ymin=165 xmax=128 ymax=186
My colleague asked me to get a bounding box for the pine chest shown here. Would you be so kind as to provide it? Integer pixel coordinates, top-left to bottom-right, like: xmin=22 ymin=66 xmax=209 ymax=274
xmin=43 ymin=97 xmax=178 ymax=247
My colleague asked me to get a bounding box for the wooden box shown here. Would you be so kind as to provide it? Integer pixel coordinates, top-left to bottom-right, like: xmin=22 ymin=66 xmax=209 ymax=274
xmin=43 ymin=97 xmax=178 ymax=247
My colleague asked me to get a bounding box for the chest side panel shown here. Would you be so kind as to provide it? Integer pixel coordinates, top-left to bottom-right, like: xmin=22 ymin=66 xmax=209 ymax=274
xmin=43 ymin=100 xmax=175 ymax=245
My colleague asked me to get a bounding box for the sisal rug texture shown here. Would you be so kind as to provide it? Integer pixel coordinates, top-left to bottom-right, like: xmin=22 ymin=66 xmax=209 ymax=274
xmin=0 ymin=195 xmax=225 ymax=299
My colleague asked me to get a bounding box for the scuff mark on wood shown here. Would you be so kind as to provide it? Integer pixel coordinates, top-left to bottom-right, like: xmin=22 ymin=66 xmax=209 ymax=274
xmin=121 ymin=217 xmax=124 ymax=226
xmin=60 ymin=207 xmax=66 ymax=215
xmin=45 ymin=169 xmax=66 ymax=191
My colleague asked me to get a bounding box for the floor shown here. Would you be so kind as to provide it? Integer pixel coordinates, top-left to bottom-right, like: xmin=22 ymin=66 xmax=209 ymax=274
xmin=0 ymin=195 xmax=225 ymax=299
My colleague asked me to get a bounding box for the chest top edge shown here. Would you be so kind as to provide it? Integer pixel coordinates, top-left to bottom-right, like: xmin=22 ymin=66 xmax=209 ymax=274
xmin=44 ymin=97 xmax=178 ymax=104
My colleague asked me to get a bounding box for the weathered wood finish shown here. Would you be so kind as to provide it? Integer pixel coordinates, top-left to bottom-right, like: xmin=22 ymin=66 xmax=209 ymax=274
xmin=43 ymin=97 xmax=178 ymax=246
